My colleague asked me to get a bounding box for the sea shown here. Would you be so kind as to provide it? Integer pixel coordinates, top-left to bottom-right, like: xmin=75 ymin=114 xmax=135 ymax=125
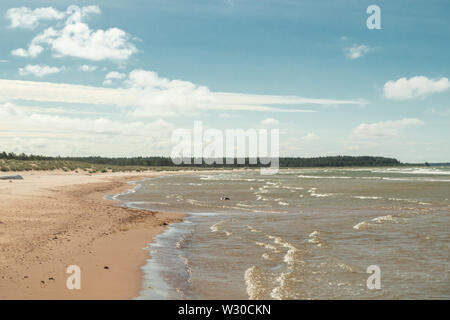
xmin=115 ymin=167 xmax=450 ymax=300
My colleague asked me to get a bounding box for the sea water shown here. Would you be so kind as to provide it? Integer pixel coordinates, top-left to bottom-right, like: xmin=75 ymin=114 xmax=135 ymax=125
xmin=117 ymin=167 xmax=450 ymax=299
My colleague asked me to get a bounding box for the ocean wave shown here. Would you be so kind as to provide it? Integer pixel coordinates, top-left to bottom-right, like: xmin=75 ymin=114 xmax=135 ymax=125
xmin=254 ymin=194 xmax=269 ymax=201
xmin=210 ymin=220 xmax=232 ymax=236
xmin=296 ymin=172 xmax=450 ymax=182
xmin=310 ymin=193 xmax=332 ymax=198
xmin=244 ymin=266 xmax=267 ymax=300
xmin=188 ymin=212 xmax=219 ymax=216
xmin=270 ymin=272 xmax=290 ymax=300
xmin=353 ymin=196 xmax=382 ymax=200
xmin=298 ymin=175 xmax=353 ymax=179
xmin=210 ymin=220 xmax=225 ymax=232
xmin=237 ymin=203 xmax=258 ymax=208
xmin=308 ymin=230 xmax=328 ymax=248
xmin=371 ymin=214 xmax=403 ymax=224
xmin=282 ymin=186 xmax=304 ymax=190
xmin=255 ymin=241 xmax=279 ymax=252
xmin=308 ymin=188 xmax=333 ymax=198
xmin=371 ymin=168 xmax=450 ymax=175
xmin=176 ymin=238 xmax=186 ymax=249
xmin=354 ymin=214 xmax=404 ymax=230
xmin=108 ymin=182 xmax=142 ymax=200
xmin=270 ymin=271 xmax=301 ymax=300
xmin=337 ymin=262 xmax=359 ymax=273
xmin=248 ymin=226 xmax=262 ymax=233
xmin=178 ymin=255 xmax=192 ymax=282
xmin=256 ymin=187 xmax=269 ymax=194
xmin=186 ymin=198 xmax=203 ymax=205
xmin=388 ymin=197 xmax=431 ymax=205
xmin=261 ymin=253 xmax=272 ymax=260
xmin=353 ymin=221 xmax=372 ymax=230
xmin=267 ymin=235 xmax=298 ymax=266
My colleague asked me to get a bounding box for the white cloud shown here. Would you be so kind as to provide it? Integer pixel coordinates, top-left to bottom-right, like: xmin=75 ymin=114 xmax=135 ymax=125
xmin=384 ymin=76 xmax=450 ymax=100
xmin=18 ymin=64 xmax=61 ymax=77
xmin=10 ymin=5 xmax=136 ymax=62
xmin=103 ymin=71 xmax=127 ymax=85
xmin=6 ymin=7 xmax=65 ymax=29
xmin=40 ymin=24 xmax=136 ymax=61
xmin=124 ymin=70 xmax=348 ymax=116
xmin=351 ymin=118 xmax=424 ymax=139
xmin=68 ymin=5 xmax=101 ymax=21
xmin=300 ymin=133 xmax=320 ymax=142
xmin=11 ymin=44 xmax=44 ymax=58
xmin=260 ymin=118 xmax=279 ymax=125
xmin=105 ymin=71 xmax=126 ymax=80
xmin=0 ymin=102 xmax=172 ymax=137
xmin=344 ymin=44 xmax=371 ymax=59
xmin=0 ymin=102 xmax=174 ymax=157
xmin=0 ymin=70 xmax=366 ymax=117
xmin=79 ymin=65 xmax=97 ymax=72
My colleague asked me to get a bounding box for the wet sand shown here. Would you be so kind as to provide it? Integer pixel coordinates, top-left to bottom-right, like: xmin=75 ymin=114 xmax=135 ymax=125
xmin=0 ymin=170 xmax=187 ymax=299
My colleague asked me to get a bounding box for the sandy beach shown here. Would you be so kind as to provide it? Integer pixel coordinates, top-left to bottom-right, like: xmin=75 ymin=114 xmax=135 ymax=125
xmin=0 ymin=170 xmax=186 ymax=300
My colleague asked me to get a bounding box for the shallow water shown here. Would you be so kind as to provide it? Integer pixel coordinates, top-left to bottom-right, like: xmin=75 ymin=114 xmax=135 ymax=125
xmin=118 ymin=167 xmax=450 ymax=299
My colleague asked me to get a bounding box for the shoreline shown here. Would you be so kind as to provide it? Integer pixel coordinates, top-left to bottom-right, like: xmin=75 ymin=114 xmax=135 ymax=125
xmin=0 ymin=170 xmax=191 ymax=299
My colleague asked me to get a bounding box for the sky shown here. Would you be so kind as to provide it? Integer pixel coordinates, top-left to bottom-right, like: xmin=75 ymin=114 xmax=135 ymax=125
xmin=0 ymin=0 xmax=449 ymax=163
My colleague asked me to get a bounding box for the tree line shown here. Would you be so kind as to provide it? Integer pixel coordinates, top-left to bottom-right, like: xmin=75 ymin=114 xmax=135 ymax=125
xmin=1 ymin=152 xmax=402 ymax=167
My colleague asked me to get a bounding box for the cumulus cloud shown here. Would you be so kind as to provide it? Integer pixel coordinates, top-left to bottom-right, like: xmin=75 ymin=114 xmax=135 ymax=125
xmin=344 ymin=44 xmax=371 ymax=59
xmin=66 ymin=5 xmax=101 ymax=22
xmin=351 ymin=118 xmax=424 ymax=139
xmin=260 ymin=118 xmax=279 ymax=125
xmin=79 ymin=65 xmax=97 ymax=72
xmin=5 ymin=7 xmax=65 ymax=29
xmin=384 ymin=76 xmax=450 ymax=100
xmin=0 ymin=70 xmax=366 ymax=117
xmin=103 ymin=71 xmax=126 ymax=85
xmin=11 ymin=44 xmax=44 ymax=58
xmin=18 ymin=64 xmax=61 ymax=77
xmin=39 ymin=23 xmax=137 ymax=61
xmin=10 ymin=5 xmax=137 ymax=62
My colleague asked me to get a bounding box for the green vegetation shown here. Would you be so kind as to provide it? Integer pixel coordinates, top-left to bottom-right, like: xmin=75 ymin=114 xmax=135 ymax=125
xmin=0 ymin=152 xmax=190 ymax=172
xmin=279 ymin=156 xmax=401 ymax=167
xmin=0 ymin=151 xmax=403 ymax=172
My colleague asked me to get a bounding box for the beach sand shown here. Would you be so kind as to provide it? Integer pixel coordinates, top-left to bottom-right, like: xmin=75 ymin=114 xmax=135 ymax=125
xmin=0 ymin=170 xmax=186 ymax=299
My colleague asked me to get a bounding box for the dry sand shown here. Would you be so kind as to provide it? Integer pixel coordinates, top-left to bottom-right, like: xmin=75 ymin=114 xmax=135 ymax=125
xmin=0 ymin=170 xmax=188 ymax=300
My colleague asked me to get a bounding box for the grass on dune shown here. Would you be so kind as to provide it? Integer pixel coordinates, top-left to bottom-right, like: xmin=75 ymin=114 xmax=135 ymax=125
xmin=0 ymin=159 xmax=206 ymax=173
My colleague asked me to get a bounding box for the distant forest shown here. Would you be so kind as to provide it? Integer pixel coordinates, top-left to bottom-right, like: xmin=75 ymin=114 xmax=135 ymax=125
xmin=0 ymin=152 xmax=402 ymax=167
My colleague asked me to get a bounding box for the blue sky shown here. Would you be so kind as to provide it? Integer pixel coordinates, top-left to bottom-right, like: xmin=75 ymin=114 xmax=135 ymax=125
xmin=0 ymin=0 xmax=449 ymax=162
